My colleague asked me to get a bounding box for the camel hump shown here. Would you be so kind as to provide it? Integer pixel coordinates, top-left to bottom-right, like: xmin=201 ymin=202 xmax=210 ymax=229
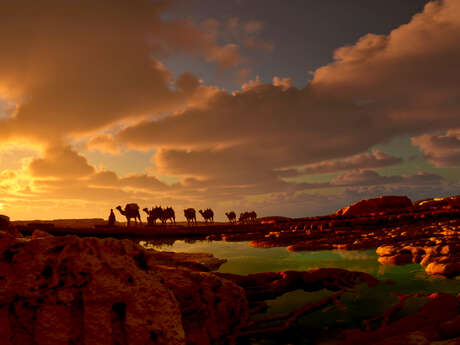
xmin=126 ymin=203 xmax=140 ymax=211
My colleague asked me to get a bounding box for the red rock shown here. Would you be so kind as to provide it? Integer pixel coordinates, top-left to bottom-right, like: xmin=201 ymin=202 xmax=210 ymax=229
xmin=373 ymin=331 xmax=430 ymax=345
xmin=415 ymin=196 xmax=460 ymax=209
xmin=378 ymin=253 xmax=413 ymax=265
xmin=6 ymin=227 xmax=23 ymax=238
xmin=336 ymin=196 xmax=413 ymax=217
xmin=0 ymin=235 xmax=249 ymax=345
xmin=340 ymin=293 xmax=458 ymax=345
xmin=439 ymin=315 xmax=460 ymax=339
xmin=425 ymin=261 xmax=460 ymax=277
xmin=31 ymin=229 xmax=54 ymax=240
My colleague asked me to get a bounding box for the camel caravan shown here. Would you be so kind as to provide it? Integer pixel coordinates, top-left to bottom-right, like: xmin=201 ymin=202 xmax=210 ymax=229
xmin=112 ymin=203 xmax=258 ymax=227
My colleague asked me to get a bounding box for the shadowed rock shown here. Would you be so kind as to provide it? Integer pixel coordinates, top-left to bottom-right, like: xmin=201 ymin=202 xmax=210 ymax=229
xmin=0 ymin=233 xmax=247 ymax=345
xmin=336 ymin=196 xmax=413 ymax=217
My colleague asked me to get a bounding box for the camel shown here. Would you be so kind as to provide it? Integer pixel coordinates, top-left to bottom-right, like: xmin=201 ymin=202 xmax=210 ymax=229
xmin=143 ymin=207 xmax=157 ymax=226
xmin=199 ymin=208 xmax=214 ymax=223
xmin=239 ymin=211 xmax=257 ymax=224
xmin=116 ymin=203 xmax=141 ymax=226
xmin=184 ymin=208 xmax=196 ymax=226
xmin=239 ymin=212 xmax=249 ymax=224
xmin=163 ymin=206 xmax=176 ymax=225
xmin=225 ymin=211 xmax=236 ymax=224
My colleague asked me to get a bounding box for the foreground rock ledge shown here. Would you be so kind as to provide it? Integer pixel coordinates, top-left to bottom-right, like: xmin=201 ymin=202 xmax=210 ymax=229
xmin=0 ymin=231 xmax=387 ymax=345
xmin=0 ymin=232 xmax=247 ymax=345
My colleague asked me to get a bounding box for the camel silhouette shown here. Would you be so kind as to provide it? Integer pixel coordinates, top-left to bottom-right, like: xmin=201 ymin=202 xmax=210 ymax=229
xmin=163 ymin=206 xmax=176 ymax=225
xmin=239 ymin=211 xmax=257 ymax=224
xmin=143 ymin=207 xmax=156 ymax=226
xmin=143 ymin=206 xmax=162 ymax=225
xmin=144 ymin=206 xmax=176 ymax=225
xmin=225 ymin=211 xmax=236 ymax=224
xmin=116 ymin=203 xmax=141 ymax=226
xmin=199 ymin=208 xmax=214 ymax=223
xmin=184 ymin=208 xmax=196 ymax=226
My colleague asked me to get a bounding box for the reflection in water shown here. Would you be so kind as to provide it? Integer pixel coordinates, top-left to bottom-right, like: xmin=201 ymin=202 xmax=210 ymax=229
xmin=141 ymin=240 xmax=460 ymax=345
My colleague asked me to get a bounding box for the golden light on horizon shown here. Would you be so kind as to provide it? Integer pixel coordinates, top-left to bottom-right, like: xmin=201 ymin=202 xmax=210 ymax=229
xmin=0 ymin=203 xmax=4 ymax=210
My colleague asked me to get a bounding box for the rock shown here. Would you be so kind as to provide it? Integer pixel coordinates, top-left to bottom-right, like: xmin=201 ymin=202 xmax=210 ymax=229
xmin=373 ymin=331 xmax=430 ymax=345
xmin=376 ymin=245 xmax=400 ymax=256
xmin=31 ymin=229 xmax=54 ymax=240
xmin=439 ymin=315 xmax=460 ymax=339
xmin=0 ymin=235 xmax=249 ymax=345
xmin=425 ymin=261 xmax=460 ymax=277
xmin=340 ymin=292 xmax=458 ymax=345
xmin=150 ymin=250 xmax=227 ymax=271
xmin=415 ymin=196 xmax=460 ymax=209
xmin=336 ymin=196 xmax=413 ymax=217
xmin=0 ymin=214 xmax=10 ymax=229
xmin=378 ymin=253 xmax=413 ymax=265
xmin=431 ymin=337 xmax=460 ymax=345
xmin=217 ymin=268 xmax=379 ymax=302
xmin=6 ymin=227 xmax=23 ymax=238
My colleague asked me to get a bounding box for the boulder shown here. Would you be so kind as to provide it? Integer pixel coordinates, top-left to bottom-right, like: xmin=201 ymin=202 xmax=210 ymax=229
xmin=378 ymin=253 xmax=413 ymax=265
xmin=336 ymin=196 xmax=413 ymax=217
xmin=340 ymin=293 xmax=458 ymax=345
xmin=415 ymin=196 xmax=460 ymax=209
xmin=0 ymin=234 xmax=248 ymax=345
xmin=0 ymin=214 xmax=10 ymax=229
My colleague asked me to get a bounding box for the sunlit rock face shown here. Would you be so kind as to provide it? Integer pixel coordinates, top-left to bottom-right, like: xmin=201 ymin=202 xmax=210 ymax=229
xmin=376 ymin=220 xmax=460 ymax=277
xmin=336 ymin=196 xmax=413 ymax=217
xmin=0 ymin=232 xmax=248 ymax=345
xmin=415 ymin=196 xmax=460 ymax=209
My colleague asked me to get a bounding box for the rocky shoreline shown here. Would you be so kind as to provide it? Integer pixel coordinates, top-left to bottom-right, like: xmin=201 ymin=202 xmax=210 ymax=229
xmin=0 ymin=228 xmax=459 ymax=345
xmin=0 ymin=195 xmax=459 ymax=344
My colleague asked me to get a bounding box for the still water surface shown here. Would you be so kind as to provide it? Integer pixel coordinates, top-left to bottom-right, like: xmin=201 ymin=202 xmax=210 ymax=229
xmin=140 ymin=240 xmax=460 ymax=345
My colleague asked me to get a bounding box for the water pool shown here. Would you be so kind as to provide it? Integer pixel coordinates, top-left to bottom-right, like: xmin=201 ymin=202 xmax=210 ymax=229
xmin=140 ymin=240 xmax=460 ymax=345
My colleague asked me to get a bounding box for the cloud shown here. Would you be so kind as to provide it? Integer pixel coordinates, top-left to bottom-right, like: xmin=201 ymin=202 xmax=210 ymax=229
xmin=330 ymin=170 xmax=444 ymax=187
xmin=2 ymin=0 xmax=460 ymax=220
xmin=412 ymin=129 xmax=460 ymax=167
xmin=311 ymin=0 xmax=460 ymax=133
xmin=29 ymin=146 xmax=95 ymax=178
xmin=245 ymin=38 xmax=275 ymax=52
xmin=279 ymin=150 xmax=402 ymax=176
xmin=109 ymin=0 xmax=460 ymax=202
xmin=272 ymin=77 xmax=293 ymax=91
xmin=243 ymin=20 xmax=264 ymax=34
xmin=0 ymin=0 xmax=246 ymax=144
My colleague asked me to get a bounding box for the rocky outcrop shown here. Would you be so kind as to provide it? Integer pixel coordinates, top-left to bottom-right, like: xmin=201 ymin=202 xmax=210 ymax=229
xmin=336 ymin=196 xmax=413 ymax=217
xmin=0 ymin=214 xmax=10 ymax=229
xmin=415 ymin=196 xmax=460 ymax=209
xmin=217 ymin=268 xmax=379 ymax=302
xmin=0 ymin=232 xmax=248 ymax=345
xmin=376 ymin=220 xmax=460 ymax=277
xmin=340 ymin=293 xmax=460 ymax=345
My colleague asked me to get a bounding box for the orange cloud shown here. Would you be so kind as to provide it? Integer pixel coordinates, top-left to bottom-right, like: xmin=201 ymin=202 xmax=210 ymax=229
xmin=278 ymin=150 xmax=402 ymax=176
xmin=245 ymin=38 xmax=275 ymax=52
xmin=29 ymin=146 xmax=95 ymax=178
xmin=412 ymin=129 xmax=460 ymax=167
xmin=0 ymin=0 xmax=246 ymax=145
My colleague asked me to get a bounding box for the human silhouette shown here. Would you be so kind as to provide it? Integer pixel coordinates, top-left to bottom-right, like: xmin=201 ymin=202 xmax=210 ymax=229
xmin=108 ymin=209 xmax=116 ymax=226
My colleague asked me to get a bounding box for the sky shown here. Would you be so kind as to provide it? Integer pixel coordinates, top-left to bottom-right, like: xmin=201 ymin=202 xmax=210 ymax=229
xmin=0 ymin=0 xmax=460 ymax=221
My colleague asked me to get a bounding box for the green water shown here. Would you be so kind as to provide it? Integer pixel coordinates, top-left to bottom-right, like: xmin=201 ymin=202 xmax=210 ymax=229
xmin=140 ymin=240 xmax=460 ymax=345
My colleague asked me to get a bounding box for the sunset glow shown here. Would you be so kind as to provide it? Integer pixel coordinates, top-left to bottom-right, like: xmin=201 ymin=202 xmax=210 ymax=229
xmin=0 ymin=0 xmax=459 ymax=221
